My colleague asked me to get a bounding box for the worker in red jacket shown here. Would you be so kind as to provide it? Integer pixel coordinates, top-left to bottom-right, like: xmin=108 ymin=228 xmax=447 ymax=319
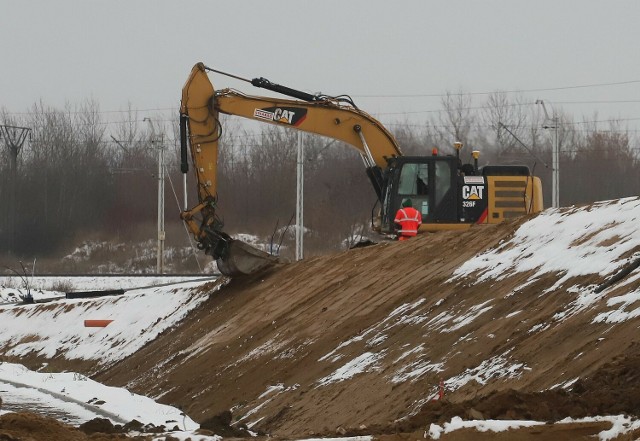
xmin=394 ymin=198 xmax=422 ymax=240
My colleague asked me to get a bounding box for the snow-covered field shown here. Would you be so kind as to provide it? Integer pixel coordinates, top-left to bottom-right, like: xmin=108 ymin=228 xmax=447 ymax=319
xmin=0 ymin=278 xmax=221 ymax=363
xmin=0 ymin=362 xmax=198 ymax=428
xmin=0 ymin=274 xmax=214 ymax=293
xmin=0 ymin=277 xmax=224 ymax=439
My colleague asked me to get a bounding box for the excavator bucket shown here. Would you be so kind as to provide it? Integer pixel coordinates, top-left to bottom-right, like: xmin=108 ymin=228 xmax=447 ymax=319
xmin=216 ymin=239 xmax=282 ymax=276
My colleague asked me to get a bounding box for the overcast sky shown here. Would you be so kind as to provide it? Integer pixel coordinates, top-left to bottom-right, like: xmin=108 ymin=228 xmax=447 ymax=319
xmin=2 ymin=0 xmax=640 ymax=134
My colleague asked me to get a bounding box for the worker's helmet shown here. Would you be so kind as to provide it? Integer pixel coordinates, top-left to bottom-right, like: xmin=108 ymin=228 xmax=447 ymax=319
xmin=402 ymin=198 xmax=412 ymax=208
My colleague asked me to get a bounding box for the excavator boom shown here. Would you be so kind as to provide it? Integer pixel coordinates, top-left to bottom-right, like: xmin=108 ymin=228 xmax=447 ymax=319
xmin=213 ymin=89 xmax=402 ymax=167
xmin=179 ymin=63 xmax=403 ymax=276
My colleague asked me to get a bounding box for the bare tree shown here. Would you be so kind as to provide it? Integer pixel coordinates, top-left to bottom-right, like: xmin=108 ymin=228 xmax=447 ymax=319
xmin=437 ymin=90 xmax=475 ymax=148
xmin=561 ymin=118 xmax=637 ymax=204
xmin=390 ymin=119 xmax=438 ymax=156
xmin=482 ymin=92 xmax=529 ymax=157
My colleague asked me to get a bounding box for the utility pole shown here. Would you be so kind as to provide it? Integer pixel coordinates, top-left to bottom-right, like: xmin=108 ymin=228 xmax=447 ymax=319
xmin=293 ymin=137 xmax=337 ymax=260
xmin=295 ymin=131 xmax=304 ymax=261
xmin=144 ymin=118 xmax=165 ymax=274
xmin=0 ymin=125 xmax=31 ymax=255
xmin=536 ymin=100 xmax=560 ymax=208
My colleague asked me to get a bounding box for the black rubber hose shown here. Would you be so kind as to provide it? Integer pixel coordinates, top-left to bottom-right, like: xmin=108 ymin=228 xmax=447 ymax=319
xmin=595 ymin=256 xmax=640 ymax=293
xmin=180 ymin=113 xmax=189 ymax=174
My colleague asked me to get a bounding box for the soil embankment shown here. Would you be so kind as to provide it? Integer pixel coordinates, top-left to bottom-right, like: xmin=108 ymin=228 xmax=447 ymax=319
xmin=4 ymin=202 xmax=640 ymax=440
xmin=95 ymin=213 xmax=640 ymax=439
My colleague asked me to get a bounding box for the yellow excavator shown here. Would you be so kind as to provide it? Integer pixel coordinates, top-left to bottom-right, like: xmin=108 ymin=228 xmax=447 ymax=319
xmin=179 ymin=62 xmax=543 ymax=276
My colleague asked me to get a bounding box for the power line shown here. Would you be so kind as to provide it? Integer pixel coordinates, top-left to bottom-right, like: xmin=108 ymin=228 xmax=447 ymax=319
xmin=3 ymin=99 xmax=640 ymax=140
xmin=4 ymin=107 xmax=175 ymax=116
xmin=376 ymin=99 xmax=640 ymax=116
xmin=553 ymin=99 xmax=640 ymax=105
xmin=355 ymin=79 xmax=640 ymax=98
xmin=5 ymin=97 xmax=640 ymax=119
xmin=2 ymin=77 xmax=640 ymax=118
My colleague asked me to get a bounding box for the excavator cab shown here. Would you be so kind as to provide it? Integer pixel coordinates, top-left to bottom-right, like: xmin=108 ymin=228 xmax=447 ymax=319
xmin=380 ymin=155 xmax=542 ymax=233
xmin=381 ymin=156 xmax=461 ymax=232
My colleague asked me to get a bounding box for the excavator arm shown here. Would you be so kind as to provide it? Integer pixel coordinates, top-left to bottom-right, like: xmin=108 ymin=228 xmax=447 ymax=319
xmin=179 ymin=63 xmax=402 ymax=275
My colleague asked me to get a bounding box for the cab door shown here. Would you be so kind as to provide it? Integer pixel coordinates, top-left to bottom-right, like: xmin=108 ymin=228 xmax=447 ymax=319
xmin=392 ymin=157 xmax=458 ymax=223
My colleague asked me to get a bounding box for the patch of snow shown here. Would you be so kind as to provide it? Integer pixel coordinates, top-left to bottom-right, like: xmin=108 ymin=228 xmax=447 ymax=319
xmin=233 ymin=336 xmax=292 ymax=365
xmin=443 ymin=301 xmax=493 ymax=332
xmin=427 ymin=417 xmax=543 ymax=439
xmin=445 ymin=352 xmax=526 ymax=391
xmin=393 ymin=344 xmax=425 ymax=363
xmin=0 ymin=362 xmax=198 ymax=430
xmin=391 ymin=359 xmax=444 ymax=383
xmin=317 ymin=352 xmax=386 ymax=387
xmin=528 ymin=323 xmax=551 ymax=333
xmin=319 ymin=331 xmax=373 ymax=363
xmin=0 ymin=280 xmax=218 ymax=365
xmin=366 ymin=333 xmax=388 ymax=347
xmin=593 ymin=289 xmax=640 ymax=323
xmin=425 ymin=301 xmax=492 ymax=333
xmin=427 ymin=414 xmax=640 ymax=440
xmin=450 ymin=198 xmax=640 ymax=289
xmin=559 ymin=415 xmax=640 ymax=441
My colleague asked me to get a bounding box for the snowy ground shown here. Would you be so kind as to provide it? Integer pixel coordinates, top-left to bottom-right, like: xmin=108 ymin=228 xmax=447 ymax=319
xmin=0 ymin=277 xmax=224 ymax=439
xmin=3 ymin=364 xmax=635 ymax=441
xmin=0 ymin=275 xmax=217 ymax=306
xmin=0 ymin=278 xmax=222 ymax=363
xmin=0 ymin=362 xmax=199 ymax=428
xmin=426 ymin=416 xmax=640 ymax=440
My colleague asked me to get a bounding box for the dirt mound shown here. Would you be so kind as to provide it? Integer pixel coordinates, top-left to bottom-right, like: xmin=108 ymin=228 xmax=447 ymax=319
xmin=79 ymin=417 xmax=118 ymax=434
xmin=570 ymin=350 xmax=640 ymax=416
xmin=6 ymin=203 xmax=640 ymax=440
xmin=199 ymin=410 xmax=254 ymax=437
xmin=0 ymin=412 xmax=143 ymax=440
xmin=87 ymin=218 xmax=640 ymax=438
xmin=378 ymin=352 xmax=640 ymax=435
xmin=0 ymin=412 xmax=197 ymax=441
xmin=79 ymin=417 xmax=182 ymax=436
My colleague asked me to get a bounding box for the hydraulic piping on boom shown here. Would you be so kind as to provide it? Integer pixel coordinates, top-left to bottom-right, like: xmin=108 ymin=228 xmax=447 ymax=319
xmin=179 ymin=62 xmax=544 ymax=276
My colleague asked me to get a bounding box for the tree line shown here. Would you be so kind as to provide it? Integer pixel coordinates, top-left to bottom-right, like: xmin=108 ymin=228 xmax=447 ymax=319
xmin=1 ymin=93 xmax=639 ymax=269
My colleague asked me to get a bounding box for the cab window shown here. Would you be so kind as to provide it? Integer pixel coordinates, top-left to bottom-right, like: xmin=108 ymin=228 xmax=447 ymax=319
xmin=398 ymin=163 xmax=429 ymax=195
xmin=434 ymin=161 xmax=451 ymax=206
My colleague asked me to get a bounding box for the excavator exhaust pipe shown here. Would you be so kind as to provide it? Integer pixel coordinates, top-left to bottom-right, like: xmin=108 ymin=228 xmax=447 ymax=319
xmin=216 ymin=239 xmax=282 ymax=276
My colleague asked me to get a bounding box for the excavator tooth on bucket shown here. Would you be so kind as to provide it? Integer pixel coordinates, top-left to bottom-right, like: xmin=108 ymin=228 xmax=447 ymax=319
xmin=216 ymin=239 xmax=282 ymax=276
